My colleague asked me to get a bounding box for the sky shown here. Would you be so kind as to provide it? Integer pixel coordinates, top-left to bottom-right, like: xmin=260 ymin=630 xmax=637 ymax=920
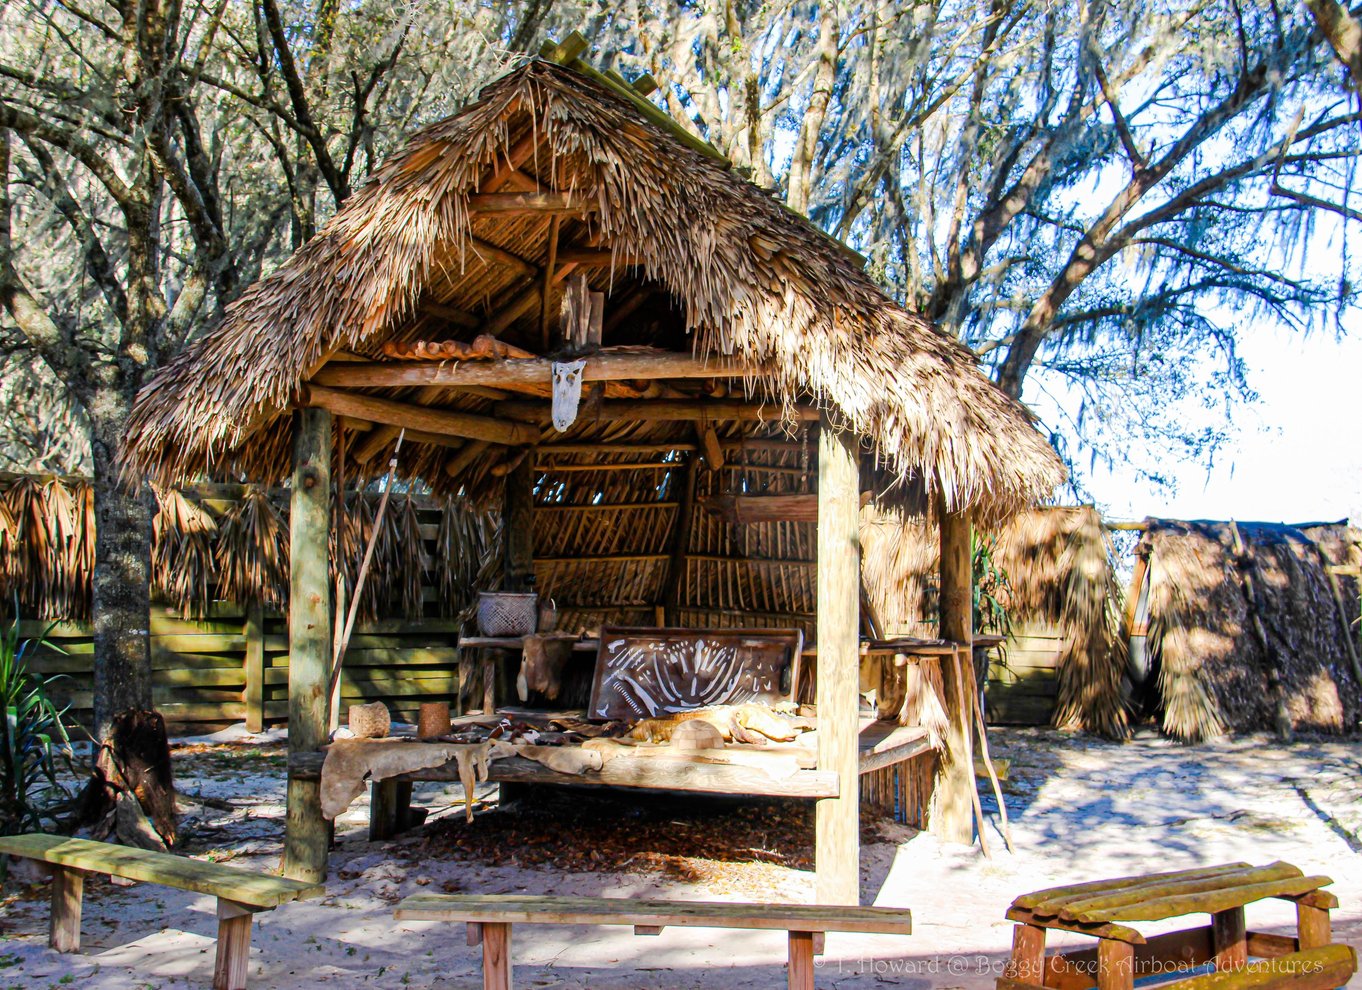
xmin=1056 ymin=326 xmax=1362 ymax=526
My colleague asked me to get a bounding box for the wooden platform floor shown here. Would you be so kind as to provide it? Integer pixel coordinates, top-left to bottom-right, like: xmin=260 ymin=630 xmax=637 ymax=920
xmin=394 ymin=713 xmax=931 ymax=800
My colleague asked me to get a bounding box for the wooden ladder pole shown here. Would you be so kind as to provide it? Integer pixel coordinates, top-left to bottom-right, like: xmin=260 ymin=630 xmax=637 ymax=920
xmin=950 ymin=647 xmax=991 ymax=859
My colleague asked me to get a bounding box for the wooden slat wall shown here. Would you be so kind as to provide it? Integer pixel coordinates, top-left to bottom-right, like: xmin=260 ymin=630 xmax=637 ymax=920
xmin=21 ymin=609 xmax=463 ymax=732
xmin=983 ymin=620 xmax=1062 ymax=725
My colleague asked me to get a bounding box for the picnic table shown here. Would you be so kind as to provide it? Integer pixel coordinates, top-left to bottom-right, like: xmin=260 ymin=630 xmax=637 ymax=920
xmin=999 ymin=862 xmax=1356 ymax=990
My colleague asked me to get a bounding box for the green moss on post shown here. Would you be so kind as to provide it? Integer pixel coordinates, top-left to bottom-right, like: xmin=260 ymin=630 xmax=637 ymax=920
xmin=283 ymin=408 xmax=332 ymax=883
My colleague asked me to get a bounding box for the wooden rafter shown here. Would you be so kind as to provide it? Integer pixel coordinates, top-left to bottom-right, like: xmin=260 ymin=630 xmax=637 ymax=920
xmin=312 ymin=353 xmax=761 ymax=389
xmin=305 ymin=385 xmax=540 ymax=446
xmin=540 ymin=216 xmax=560 ymax=350
xmin=468 ymin=192 xmax=595 ymax=214
xmin=496 ymin=397 xmax=819 ymax=423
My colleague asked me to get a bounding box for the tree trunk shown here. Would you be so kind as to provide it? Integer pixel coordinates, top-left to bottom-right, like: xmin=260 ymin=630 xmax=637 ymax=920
xmin=88 ymin=391 xmax=154 ymax=741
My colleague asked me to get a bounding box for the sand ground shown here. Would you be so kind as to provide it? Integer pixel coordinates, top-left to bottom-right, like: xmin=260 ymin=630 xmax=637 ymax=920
xmin=0 ymin=727 xmax=1358 ymax=989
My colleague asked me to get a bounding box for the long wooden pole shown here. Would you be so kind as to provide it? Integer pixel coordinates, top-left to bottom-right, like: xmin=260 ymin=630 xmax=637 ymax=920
xmin=328 ymin=431 xmax=406 ymax=708
xmin=933 ymin=501 xmax=975 ymax=844
xmin=311 ymin=353 xmax=761 ymax=389
xmin=305 ymin=385 xmax=540 ymax=446
xmin=950 ymin=648 xmax=991 ymax=859
xmin=815 ymin=417 xmax=860 ymax=905
xmin=283 ymin=408 xmax=332 ymax=883
xmin=497 ymin=398 xmax=819 ymax=424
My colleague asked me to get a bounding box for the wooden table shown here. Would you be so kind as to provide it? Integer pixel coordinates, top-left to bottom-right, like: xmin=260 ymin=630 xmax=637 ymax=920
xmin=396 ymin=893 xmax=912 ymax=990
xmin=999 ymin=862 xmax=1356 ymax=990
xmin=457 ymin=636 xmax=600 ymax=714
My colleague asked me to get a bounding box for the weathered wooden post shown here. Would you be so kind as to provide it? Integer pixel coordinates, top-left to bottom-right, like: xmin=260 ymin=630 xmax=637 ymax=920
xmin=933 ymin=499 xmax=975 ymax=843
xmin=815 ymin=417 xmax=860 ymax=905
xmin=243 ymin=601 xmax=265 ymax=734
xmin=283 ymin=408 xmax=332 ymax=882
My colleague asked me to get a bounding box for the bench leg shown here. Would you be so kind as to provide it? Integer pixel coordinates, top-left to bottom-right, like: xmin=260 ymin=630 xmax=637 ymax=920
xmin=482 ymin=921 xmax=511 ymax=990
xmin=788 ymin=930 xmax=815 ymax=990
xmin=214 ymin=899 xmax=255 ymax=990
xmin=1212 ymin=907 xmax=1247 ymax=970
xmin=49 ymin=865 xmax=84 ymax=953
xmin=370 ymin=779 xmax=415 ymax=841
xmin=1097 ymin=939 xmax=1133 ymax=990
xmin=1004 ymin=923 xmax=1047 ymax=984
xmin=1296 ymin=902 xmax=1332 ymax=949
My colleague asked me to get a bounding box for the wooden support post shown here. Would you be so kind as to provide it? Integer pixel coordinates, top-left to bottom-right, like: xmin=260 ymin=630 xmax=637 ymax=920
xmin=48 ymin=865 xmax=83 ymax=953
xmin=661 ymin=457 xmax=699 ymax=625
xmin=502 ymin=456 xmax=535 ymax=592
xmin=213 ymin=899 xmax=254 ymax=990
xmin=932 ymin=502 xmax=975 ymax=844
xmin=481 ymin=921 xmax=512 ymax=990
xmin=1004 ymin=923 xmax=1047 ymax=984
xmin=1097 ymin=939 xmax=1134 ymax=990
xmin=815 ymin=418 xmax=860 ymax=906
xmin=1212 ymin=907 xmax=1248 ymax=970
xmin=1297 ymin=902 xmax=1332 ymax=949
xmin=787 ymin=930 xmax=816 ymax=990
xmin=244 ymin=601 xmax=265 ymax=734
xmin=283 ymin=407 xmax=332 ymax=884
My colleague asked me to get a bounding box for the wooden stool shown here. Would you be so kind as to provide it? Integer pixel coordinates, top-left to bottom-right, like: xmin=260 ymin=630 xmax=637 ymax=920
xmin=999 ymin=862 xmax=1356 ymax=990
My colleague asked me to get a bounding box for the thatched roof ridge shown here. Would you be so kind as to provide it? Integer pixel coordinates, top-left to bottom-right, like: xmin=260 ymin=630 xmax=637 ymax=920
xmin=123 ymin=59 xmax=1062 ymax=517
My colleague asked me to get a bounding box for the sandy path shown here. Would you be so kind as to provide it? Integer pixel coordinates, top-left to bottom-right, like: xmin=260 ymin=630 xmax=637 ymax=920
xmin=0 ymin=727 xmax=1358 ymax=989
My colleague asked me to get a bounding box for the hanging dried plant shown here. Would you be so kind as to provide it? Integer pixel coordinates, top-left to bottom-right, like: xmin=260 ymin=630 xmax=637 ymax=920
xmin=215 ymin=488 xmax=289 ymax=609
xmin=435 ymin=496 xmax=501 ymax=623
xmin=151 ymin=487 xmax=219 ymax=619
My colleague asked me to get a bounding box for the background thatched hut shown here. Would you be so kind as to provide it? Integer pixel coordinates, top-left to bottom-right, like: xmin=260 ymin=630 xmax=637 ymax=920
xmin=1131 ymin=518 xmax=1362 ymax=741
xmin=120 ymin=44 xmax=1063 ymax=893
xmin=862 ymin=504 xmax=1129 ymax=738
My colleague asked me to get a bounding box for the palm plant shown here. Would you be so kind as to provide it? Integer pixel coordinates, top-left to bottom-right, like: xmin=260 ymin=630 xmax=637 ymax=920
xmin=0 ymin=613 xmax=74 ymax=835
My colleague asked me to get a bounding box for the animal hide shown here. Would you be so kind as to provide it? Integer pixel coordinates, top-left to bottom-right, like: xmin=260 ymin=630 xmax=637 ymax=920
xmin=517 ymin=633 xmax=576 ymax=701
xmin=627 ymin=704 xmax=801 ymax=745
xmin=321 ymin=739 xmax=479 ymax=820
xmin=320 ymin=737 xmax=604 ymax=824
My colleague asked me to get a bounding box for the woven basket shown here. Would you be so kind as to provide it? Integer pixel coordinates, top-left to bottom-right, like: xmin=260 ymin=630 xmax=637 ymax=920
xmin=477 ymin=591 xmax=539 ymax=637
xmin=348 ymin=702 xmax=391 ymax=739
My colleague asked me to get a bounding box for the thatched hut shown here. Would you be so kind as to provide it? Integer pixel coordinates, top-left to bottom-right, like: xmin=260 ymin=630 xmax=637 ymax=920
xmin=122 ymin=40 xmax=1062 ymax=897
xmin=1129 ymin=518 xmax=1362 ymax=741
xmin=861 ymin=505 xmax=1129 ymax=737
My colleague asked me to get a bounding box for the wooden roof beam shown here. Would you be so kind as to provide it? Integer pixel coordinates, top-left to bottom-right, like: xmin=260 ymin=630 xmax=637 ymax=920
xmin=311 ymin=353 xmax=761 ymax=389
xmin=555 ymin=248 xmax=641 ymax=267
xmin=468 ymin=192 xmax=595 ymax=214
xmin=495 ymin=397 xmax=819 ymax=423
xmin=304 ymin=385 xmax=540 ymax=446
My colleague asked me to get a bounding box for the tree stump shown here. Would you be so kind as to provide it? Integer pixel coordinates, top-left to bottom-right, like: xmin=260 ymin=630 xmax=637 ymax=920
xmin=76 ymin=709 xmax=177 ymax=849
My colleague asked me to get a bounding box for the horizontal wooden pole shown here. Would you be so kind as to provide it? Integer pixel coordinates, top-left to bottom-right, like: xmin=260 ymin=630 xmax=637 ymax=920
xmin=554 ymin=249 xmax=641 ymax=266
xmin=468 ymin=192 xmax=595 ymax=213
xmin=311 ymin=353 xmax=760 ymax=389
xmin=421 ymin=303 xmax=479 ymax=328
xmin=303 ymin=385 xmax=540 ymax=446
xmin=467 ymin=237 xmax=536 ymax=278
xmin=497 ymin=398 xmax=819 ymax=424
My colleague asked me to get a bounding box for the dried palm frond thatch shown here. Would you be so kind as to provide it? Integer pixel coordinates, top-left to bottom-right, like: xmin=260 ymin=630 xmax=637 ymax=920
xmin=1142 ymin=519 xmax=1361 ymax=741
xmin=861 ymin=504 xmax=1130 ymax=737
xmin=0 ymin=477 xmax=94 ymax=621
xmin=151 ymin=487 xmax=219 ymax=618
xmin=434 ymin=497 xmax=500 ymax=623
xmin=999 ymin=507 xmax=1129 ymax=738
xmin=121 ymin=59 xmax=1062 ymax=522
xmin=214 ymin=488 xmax=289 ymax=610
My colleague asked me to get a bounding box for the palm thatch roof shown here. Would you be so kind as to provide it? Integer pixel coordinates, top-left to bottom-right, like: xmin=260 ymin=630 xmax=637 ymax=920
xmin=1138 ymin=518 xmax=1362 ymax=741
xmin=121 ymin=56 xmax=1061 ymax=520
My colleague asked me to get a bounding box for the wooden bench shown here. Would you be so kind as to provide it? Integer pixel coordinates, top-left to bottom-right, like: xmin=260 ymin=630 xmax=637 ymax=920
xmin=0 ymin=834 xmax=324 ymax=990
xmin=395 ymin=893 xmax=912 ymax=990
xmin=999 ymin=862 xmax=1357 ymax=990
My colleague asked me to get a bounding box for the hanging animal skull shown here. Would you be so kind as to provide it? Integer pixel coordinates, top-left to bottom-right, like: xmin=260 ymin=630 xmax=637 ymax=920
xmin=550 ymin=359 xmax=588 ymax=431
